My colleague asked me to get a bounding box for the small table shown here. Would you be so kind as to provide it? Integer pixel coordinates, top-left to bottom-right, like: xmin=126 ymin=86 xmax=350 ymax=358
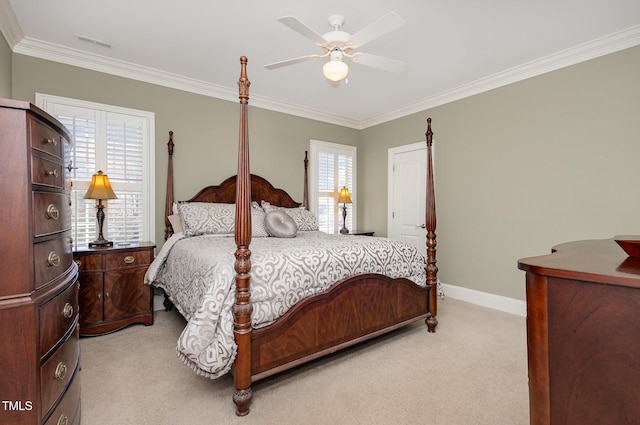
xmin=342 ymin=230 xmax=375 ymax=236
xmin=74 ymin=241 xmax=155 ymax=336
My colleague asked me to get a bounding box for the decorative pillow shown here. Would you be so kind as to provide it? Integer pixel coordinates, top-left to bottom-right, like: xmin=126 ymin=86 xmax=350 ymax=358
xmin=264 ymin=210 xmax=298 ymax=238
xmin=251 ymin=207 xmax=269 ymax=237
xmin=177 ymin=202 xmax=235 ymax=236
xmin=261 ymin=201 xmax=319 ymax=231
xmin=167 ymin=214 xmax=184 ymax=234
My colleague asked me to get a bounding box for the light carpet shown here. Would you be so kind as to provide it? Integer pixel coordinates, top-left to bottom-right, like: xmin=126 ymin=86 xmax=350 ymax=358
xmin=79 ymin=298 xmax=529 ymax=424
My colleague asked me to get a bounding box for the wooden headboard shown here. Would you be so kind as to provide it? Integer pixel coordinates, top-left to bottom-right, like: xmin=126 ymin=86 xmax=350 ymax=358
xmin=185 ymin=174 xmax=302 ymax=207
xmin=163 ymin=133 xmax=309 ymax=239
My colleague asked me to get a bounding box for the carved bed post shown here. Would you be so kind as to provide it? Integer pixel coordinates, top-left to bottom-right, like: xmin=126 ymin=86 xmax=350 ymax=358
xmin=303 ymin=150 xmax=309 ymax=210
xmin=425 ymin=118 xmax=438 ymax=333
xmin=164 ymin=131 xmax=174 ymax=241
xmin=233 ymin=56 xmax=253 ymax=416
xmin=162 ymin=131 xmax=176 ymax=312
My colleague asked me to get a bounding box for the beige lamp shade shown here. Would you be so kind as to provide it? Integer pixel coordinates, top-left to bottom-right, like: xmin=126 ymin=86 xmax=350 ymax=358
xmin=338 ymin=186 xmax=352 ymax=204
xmin=84 ymin=170 xmax=117 ymax=200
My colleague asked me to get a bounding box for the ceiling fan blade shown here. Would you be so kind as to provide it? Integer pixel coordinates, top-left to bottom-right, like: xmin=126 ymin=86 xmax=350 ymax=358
xmin=277 ymin=16 xmax=327 ymax=47
xmin=350 ymin=52 xmax=406 ymax=74
xmin=264 ymin=54 xmax=324 ymax=70
xmin=348 ymin=11 xmax=405 ymax=48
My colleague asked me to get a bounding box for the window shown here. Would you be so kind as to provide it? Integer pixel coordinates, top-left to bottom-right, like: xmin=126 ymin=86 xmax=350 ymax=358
xmin=309 ymin=140 xmax=356 ymax=234
xmin=36 ymin=94 xmax=155 ymax=248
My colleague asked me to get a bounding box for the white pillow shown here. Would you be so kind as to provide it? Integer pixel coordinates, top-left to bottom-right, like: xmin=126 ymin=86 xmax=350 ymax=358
xmin=167 ymin=214 xmax=184 ymax=234
xmin=264 ymin=210 xmax=297 ymax=238
xmin=251 ymin=206 xmax=269 ymax=237
xmin=261 ymin=201 xmax=318 ymax=231
xmin=177 ymin=202 xmax=235 ymax=236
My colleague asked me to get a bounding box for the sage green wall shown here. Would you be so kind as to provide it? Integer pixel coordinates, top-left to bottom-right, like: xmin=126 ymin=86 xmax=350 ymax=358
xmin=359 ymin=46 xmax=640 ymax=300
xmin=9 ymin=47 xmax=640 ymax=302
xmin=11 ymin=54 xmax=359 ymax=247
xmin=0 ymin=32 xmax=11 ymax=98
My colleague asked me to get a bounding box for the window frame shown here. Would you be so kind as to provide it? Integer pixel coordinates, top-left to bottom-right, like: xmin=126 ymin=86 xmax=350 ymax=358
xmin=309 ymin=140 xmax=357 ymax=234
xmin=36 ymin=93 xmax=156 ymax=247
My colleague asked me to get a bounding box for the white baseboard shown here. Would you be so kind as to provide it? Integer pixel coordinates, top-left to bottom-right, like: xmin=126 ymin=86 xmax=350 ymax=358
xmin=441 ymin=283 xmax=526 ymax=317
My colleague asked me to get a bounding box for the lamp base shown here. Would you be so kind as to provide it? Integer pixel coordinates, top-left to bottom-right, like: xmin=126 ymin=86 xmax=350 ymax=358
xmin=89 ymin=238 xmax=113 ymax=248
xmin=340 ymin=203 xmax=350 ymax=234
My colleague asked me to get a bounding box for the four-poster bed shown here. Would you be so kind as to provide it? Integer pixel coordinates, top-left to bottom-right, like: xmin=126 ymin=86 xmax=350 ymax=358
xmin=145 ymin=56 xmax=438 ymax=416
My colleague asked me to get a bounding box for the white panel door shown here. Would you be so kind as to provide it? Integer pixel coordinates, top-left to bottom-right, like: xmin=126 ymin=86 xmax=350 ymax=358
xmin=388 ymin=143 xmax=427 ymax=253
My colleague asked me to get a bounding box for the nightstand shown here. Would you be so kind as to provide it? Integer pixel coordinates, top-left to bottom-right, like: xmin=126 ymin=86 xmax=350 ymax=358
xmin=74 ymin=241 xmax=155 ymax=336
xmin=344 ymin=230 xmax=375 ymax=236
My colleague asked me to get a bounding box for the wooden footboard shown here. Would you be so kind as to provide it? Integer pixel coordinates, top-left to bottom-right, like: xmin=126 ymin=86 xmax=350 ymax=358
xmin=250 ymin=274 xmax=430 ymax=381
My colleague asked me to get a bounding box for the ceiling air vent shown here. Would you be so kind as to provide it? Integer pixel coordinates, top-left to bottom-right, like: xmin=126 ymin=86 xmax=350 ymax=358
xmin=75 ymin=34 xmax=112 ymax=49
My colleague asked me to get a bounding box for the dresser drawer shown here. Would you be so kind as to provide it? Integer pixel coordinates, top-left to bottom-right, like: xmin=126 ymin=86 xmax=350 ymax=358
xmin=34 ymin=235 xmax=73 ymax=290
xmin=39 ymin=278 xmax=78 ymax=357
xmin=29 ymin=116 xmax=66 ymax=160
xmin=32 ymin=155 xmax=65 ymax=189
xmin=106 ymin=249 xmax=152 ymax=269
xmin=42 ymin=367 xmax=80 ymax=425
xmin=33 ymin=192 xmax=71 ymax=237
xmin=40 ymin=330 xmax=79 ymax=418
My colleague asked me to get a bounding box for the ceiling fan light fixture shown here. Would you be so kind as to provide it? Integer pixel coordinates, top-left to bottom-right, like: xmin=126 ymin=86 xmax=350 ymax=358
xmin=323 ymin=50 xmax=349 ymax=82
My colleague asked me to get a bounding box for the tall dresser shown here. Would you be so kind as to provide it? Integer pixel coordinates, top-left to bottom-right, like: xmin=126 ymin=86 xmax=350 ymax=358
xmin=0 ymin=99 xmax=80 ymax=425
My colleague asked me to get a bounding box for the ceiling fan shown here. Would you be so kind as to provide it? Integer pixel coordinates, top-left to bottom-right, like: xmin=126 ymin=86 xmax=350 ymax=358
xmin=264 ymin=12 xmax=407 ymax=83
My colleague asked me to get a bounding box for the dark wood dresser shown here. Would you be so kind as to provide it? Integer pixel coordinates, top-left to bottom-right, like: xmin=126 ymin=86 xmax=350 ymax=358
xmin=74 ymin=242 xmax=155 ymax=336
xmin=518 ymin=237 xmax=640 ymax=425
xmin=0 ymin=99 xmax=80 ymax=425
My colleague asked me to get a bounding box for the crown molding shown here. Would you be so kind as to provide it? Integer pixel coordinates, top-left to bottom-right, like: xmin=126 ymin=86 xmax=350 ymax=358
xmin=2 ymin=3 xmax=638 ymax=131
xmin=0 ymin=0 xmax=24 ymax=48
xmin=8 ymin=36 xmax=360 ymax=129
xmin=361 ymin=24 xmax=640 ymax=129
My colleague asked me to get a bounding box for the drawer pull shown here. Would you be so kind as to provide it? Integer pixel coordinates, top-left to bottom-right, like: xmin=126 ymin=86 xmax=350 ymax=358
xmin=46 ymin=169 xmax=59 ymax=178
xmin=74 ymin=259 xmax=81 ymax=268
xmin=47 ymin=251 xmax=61 ymax=267
xmin=62 ymin=303 xmax=74 ymax=319
xmin=124 ymin=255 xmax=136 ymax=264
xmin=46 ymin=204 xmax=60 ymax=220
xmin=47 ymin=137 xmax=58 ymax=146
xmin=56 ymin=414 xmax=68 ymax=425
xmin=54 ymin=362 xmax=67 ymax=380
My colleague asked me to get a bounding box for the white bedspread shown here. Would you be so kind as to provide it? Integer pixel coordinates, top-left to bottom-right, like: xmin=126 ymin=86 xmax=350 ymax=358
xmin=145 ymin=231 xmax=426 ymax=379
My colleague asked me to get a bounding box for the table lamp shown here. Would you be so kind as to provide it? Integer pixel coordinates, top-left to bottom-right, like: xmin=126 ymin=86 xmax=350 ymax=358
xmin=84 ymin=170 xmax=118 ymax=247
xmin=338 ymin=186 xmax=352 ymax=234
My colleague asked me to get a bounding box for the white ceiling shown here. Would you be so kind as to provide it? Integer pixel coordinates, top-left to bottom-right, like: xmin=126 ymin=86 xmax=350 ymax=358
xmin=2 ymin=0 xmax=640 ymax=129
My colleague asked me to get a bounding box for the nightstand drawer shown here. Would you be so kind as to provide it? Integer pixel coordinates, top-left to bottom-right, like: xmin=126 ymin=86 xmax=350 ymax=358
xmin=30 ymin=116 xmax=66 ymax=160
xmin=40 ymin=330 xmax=79 ymax=417
xmin=39 ymin=278 xmax=78 ymax=357
xmin=74 ymin=254 xmax=102 ymax=272
xmin=106 ymin=249 xmax=152 ymax=269
xmin=34 ymin=235 xmax=73 ymax=290
xmin=33 ymin=192 xmax=71 ymax=237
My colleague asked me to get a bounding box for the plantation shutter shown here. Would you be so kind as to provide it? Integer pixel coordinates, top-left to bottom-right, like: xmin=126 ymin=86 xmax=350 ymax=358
xmin=37 ymin=94 xmax=155 ymax=248
xmin=311 ymin=141 xmax=356 ymax=234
